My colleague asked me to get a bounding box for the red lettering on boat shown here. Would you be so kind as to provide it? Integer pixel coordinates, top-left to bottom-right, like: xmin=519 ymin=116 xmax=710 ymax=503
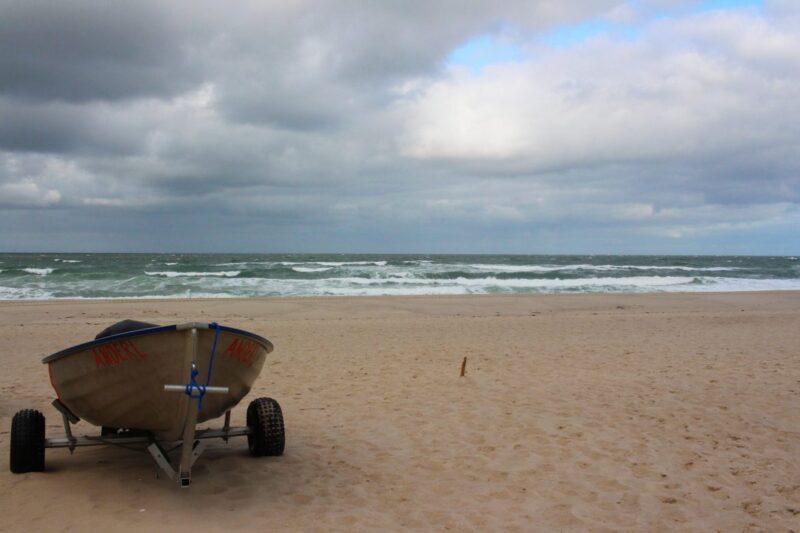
xmin=93 ymin=340 xmax=148 ymax=368
xmin=110 ymin=344 xmax=124 ymax=363
xmin=223 ymin=338 xmax=259 ymax=368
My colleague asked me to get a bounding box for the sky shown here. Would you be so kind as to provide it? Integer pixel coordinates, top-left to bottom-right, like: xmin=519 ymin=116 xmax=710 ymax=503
xmin=0 ymin=0 xmax=798 ymax=254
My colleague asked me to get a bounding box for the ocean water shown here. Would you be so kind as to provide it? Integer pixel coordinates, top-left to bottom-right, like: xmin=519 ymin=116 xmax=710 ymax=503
xmin=0 ymin=253 xmax=798 ymax=300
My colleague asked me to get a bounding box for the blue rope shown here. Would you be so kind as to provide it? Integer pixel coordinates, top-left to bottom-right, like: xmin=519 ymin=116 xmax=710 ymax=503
xmin=205 ymin=322 xmax=221 ymax=389
xmin=184 ymin=322 xmax=221 ymax=410
xmin=185 ymin=365 xmax=204 ymax=402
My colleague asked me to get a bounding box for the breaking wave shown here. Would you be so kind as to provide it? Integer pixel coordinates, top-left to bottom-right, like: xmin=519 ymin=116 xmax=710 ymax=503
xmin=23 ymin=268 xmax=54 ymax=275
xmin=144 ymin=271 xmax=241 ymax=278
xmin=1 ymin=253 xmax=798 ymax=299
xmin=470 ymin=263 xmax=739 ymax=273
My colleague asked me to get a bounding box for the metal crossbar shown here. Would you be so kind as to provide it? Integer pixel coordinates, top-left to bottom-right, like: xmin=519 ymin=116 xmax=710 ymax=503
xmin=44 ymin=426 xmax=250 ymax=449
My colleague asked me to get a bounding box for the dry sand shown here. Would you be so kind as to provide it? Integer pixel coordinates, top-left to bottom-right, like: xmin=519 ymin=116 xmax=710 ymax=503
xmin=0 ymin=292 xmax=799 ymax=531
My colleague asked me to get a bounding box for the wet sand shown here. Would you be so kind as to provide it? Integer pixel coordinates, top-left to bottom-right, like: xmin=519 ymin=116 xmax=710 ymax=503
xmin=1 ymin=292 xmax=799 ymax=531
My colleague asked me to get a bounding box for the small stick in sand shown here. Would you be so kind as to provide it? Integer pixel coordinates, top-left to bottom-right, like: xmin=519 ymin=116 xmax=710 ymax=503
xmin=460 ymin=356 xmax=467 ymax=377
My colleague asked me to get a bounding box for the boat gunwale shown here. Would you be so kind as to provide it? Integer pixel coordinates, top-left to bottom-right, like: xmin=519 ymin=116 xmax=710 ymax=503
xmin=42 ymin=323 xmax=273 ymax=364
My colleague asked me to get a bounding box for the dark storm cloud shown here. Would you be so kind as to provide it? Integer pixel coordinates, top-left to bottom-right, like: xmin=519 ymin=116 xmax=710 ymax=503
xmin=0 ymin=98 xmax=146 ymax=154
xmin=216 ymin=79 xmax=351 ymax=131
xmin=0 ymin=0 xmax=200 ymax=103
xmin=0 ymin=99 xmax=90 ymax=153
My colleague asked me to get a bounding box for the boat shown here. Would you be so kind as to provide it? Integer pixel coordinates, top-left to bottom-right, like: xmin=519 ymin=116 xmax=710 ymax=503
xmin=9 ymin=320 xmax=285 ymax=487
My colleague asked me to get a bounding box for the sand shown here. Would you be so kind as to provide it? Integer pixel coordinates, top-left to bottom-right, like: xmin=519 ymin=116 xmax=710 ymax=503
xmin=0 ymin=292 xmax=799 ymax=531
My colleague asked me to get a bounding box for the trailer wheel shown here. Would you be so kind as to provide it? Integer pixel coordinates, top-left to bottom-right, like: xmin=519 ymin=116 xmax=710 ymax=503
xmin=247 ymin=397 xmax=284 ymax=457
xmin=10 ymin=409 xmax=46 ymax=473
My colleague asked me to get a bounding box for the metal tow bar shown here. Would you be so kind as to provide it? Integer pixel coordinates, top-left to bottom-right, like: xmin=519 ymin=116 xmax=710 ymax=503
xmin=153 ymin=327 xmax=230 ymax=488
xmin=157 ymin=382 xmax=229 ymax=487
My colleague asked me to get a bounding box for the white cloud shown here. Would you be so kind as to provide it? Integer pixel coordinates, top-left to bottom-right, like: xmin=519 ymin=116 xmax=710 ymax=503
xmin=82 ymin=197 xmax=125 ymax=207
xmin=0 ymin=179 xmax=61 ymax=207
xmin=398 ymin=9 xmax=800 ymax=173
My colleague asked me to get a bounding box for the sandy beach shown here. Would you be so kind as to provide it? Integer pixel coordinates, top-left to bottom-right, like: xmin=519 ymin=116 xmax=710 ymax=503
xmin=1 ymin=292 xmax=798 ymax=531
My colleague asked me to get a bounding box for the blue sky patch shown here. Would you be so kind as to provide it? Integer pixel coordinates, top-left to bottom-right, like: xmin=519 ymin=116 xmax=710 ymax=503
xmin=694 ymin=0 xmax=763 ymax=12
xmin=544 ymin=20 xmax=641 ymax=48
xmin=447 ymin=34 xmax=523 ymax=73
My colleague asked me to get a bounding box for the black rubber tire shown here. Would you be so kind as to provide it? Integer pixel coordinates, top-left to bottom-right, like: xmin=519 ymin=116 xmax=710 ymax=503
xmin=247 ymin=397 xmax=285 ymax=457
xmin=10 ymin=409 xmax=45 ymax=473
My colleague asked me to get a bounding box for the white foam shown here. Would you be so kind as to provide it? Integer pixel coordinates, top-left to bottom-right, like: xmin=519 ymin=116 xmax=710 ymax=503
xmin=315 ymin=261 xmax=388 ymax=267
xmin=469 ymin=263 xmax=739 ymax=273
xmin=3 ymin=275 xmax=798 ymax=300
xmin=470 ymin=264 xmax=577 ymax=272
xmin=216 ymin=261 xmax=278 ymax=267
xmin=144 ymin=271 xmax=241 ymax=278
xmin=597 ymin=265 xmax=739 ymax=272
xmin=323 ymin=275 xmax=698 ymax=288
xmin=321 ymin=285 xmax=470 ymax=296
xmin=134 ymin=273 xmax=800 ymax=295
xmin=292 ymin=267 xmax=332 ymax=273
xmin=54 ymin=259 xmax=81 ymax=263
xmin=669 ymin=277 xmax=800 ymax=292
xmin=23 ymin=268 xmax=54 ymax=275
xmin=164 ymin=262 xmax=179 ymax=266
xmin=0 ymin=286 xmax=54 ymax=299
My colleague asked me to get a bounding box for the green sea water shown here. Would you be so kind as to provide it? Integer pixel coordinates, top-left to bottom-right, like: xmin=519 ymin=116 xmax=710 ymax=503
xmin=0 ymin=253 xmax=798 ymax=299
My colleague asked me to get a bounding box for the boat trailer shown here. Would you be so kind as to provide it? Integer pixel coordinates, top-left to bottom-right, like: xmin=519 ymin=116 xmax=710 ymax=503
xmin=10 ymin=322 xmax=284 ymax=487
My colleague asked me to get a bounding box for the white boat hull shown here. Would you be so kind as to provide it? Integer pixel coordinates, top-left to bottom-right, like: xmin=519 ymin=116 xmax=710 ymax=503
xmin=43 ymin=323 xmax=272 ymax=441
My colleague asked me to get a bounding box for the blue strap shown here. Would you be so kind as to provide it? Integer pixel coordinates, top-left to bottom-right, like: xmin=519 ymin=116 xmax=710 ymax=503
xmin=184 ymin=322 xmax=221 ymax=410
xmin=185 ymin=365 xmax=205 ymax=403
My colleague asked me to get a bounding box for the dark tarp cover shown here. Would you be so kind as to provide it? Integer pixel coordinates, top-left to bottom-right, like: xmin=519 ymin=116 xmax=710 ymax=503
xmin=95 ymin=320 xmax=159 ymax=340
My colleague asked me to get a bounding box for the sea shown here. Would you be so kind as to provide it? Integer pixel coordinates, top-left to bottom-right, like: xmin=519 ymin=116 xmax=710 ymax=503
xmin=0 ymin=253 xmax=798 ymax=300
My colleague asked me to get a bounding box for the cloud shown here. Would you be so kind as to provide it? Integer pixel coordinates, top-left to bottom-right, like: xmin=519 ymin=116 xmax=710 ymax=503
xmin=0 ymin=0 xmax=202 ymax=103
xmin=0 ymin=179 xmax=61 ymax=207
xmin=0 ymin=1 xmax=798 ymax=253
xmin=0 ymin=97 xmax=153 ymax=155
xmin=397 ymin=8 xmax=800 ymax=208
